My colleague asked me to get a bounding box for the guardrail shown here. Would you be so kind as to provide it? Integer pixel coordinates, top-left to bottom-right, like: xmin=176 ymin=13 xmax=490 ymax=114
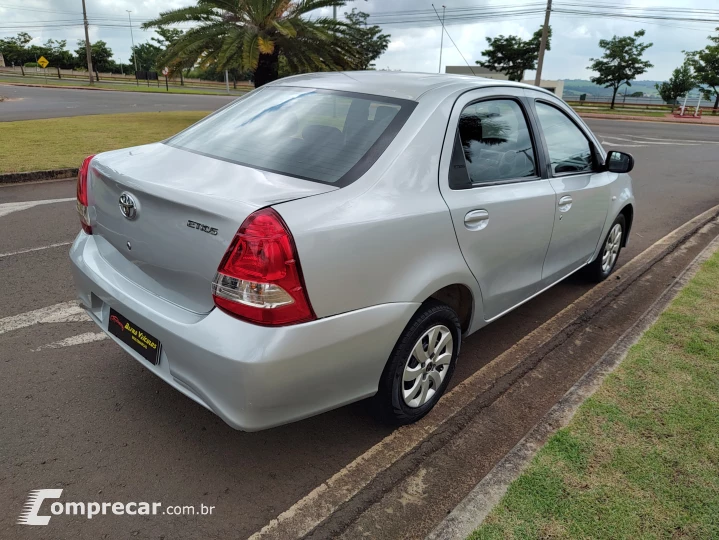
xmin=0 ymin=67 xmax=253 ymax=92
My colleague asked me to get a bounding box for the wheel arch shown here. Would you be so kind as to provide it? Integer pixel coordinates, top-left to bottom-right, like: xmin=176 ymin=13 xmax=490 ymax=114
xmin=426 ymin=283 xmax=475 ymax=334
xmin=619 ymin=203 xmax=634 ymax=247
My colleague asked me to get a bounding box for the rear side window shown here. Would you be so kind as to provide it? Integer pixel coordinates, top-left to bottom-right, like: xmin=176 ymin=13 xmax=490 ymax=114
xmin=167 ymin=87 xmax=415 ymax=186
xmin=535 ymin=102 xmax=595 ymax=175
xmin=456 ymin=99 xmax=537 ymax=185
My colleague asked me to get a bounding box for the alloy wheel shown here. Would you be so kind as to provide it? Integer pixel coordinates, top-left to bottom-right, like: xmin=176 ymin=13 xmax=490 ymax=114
xmin=601 ymin=223 xmax=623 ymax=274
xmin=402 ymin=324 xmax=453 ymax=408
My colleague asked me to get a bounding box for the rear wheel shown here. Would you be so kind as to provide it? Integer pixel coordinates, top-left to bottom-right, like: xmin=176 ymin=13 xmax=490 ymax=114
xmin=585 ymin=214 xmax=625 ymax=282
xmin=374 ymin=300 xmax=461 ymax=425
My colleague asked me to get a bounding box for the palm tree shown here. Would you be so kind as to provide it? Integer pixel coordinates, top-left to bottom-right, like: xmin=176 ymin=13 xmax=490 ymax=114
xmin=142 ymin=0 xmax=362 ymax=87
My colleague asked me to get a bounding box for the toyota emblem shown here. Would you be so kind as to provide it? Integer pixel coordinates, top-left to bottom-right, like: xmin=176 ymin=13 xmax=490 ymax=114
xmin=119 ymin=192 xmax=138 ymax=220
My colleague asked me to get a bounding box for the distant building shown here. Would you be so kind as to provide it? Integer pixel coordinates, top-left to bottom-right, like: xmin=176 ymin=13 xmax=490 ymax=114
xmin=445 ymin=65 xmax=565 ymax=97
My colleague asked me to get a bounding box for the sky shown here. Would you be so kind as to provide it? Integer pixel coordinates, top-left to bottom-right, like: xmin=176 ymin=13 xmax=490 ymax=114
xmin=0 ymin=0 xmax=717 ymax=81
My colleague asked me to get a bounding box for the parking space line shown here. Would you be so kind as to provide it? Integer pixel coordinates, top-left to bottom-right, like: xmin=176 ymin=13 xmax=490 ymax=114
xmin=32 ymin=331 xmax=107 ymax=352
xmin=0 ymin=301 xmax=88 ymax=336
xmin=0 ymin=197 xmax=75 ymax=218
xmin=0 ymin=241 xmax=73 ymax=259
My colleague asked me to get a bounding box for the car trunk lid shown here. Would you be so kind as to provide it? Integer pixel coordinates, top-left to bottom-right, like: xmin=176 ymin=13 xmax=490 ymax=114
xmin=88 ymin=143 xmax=337 ymax=314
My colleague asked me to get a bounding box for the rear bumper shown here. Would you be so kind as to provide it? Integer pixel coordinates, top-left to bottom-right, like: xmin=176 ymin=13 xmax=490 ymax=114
xmin=69 ymin=232 xmax=418 ymax=431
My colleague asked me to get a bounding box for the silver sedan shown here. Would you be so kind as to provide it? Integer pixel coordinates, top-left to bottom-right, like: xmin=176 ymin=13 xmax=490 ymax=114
xmin=70 ymin=71 xmax=635 ymax=431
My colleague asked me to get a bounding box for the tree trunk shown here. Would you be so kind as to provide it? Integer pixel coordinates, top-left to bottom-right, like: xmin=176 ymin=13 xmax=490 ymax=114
xmin=20 ymin=65 xmax=24 ymax=76
xmin=610 ymin=86 xmax=619 ymax=109
xmin=714 ymin=93 xmax=719 ymax=115
xmin=254 ymin=51 xmax=280 ymax=88
xmin=180 ymin=70 xmax=184 ymax=86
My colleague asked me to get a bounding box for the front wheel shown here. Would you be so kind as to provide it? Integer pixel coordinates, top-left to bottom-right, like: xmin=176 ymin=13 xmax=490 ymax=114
xmin=585 ymin=214 xmax=625 ymax=282
xmin=373 ymin=300 xmax=461 ymax=425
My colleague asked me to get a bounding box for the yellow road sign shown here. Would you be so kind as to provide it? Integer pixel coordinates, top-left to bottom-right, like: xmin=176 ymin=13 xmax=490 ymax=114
xmin=37 ymin=56 xmax=49 ymax=68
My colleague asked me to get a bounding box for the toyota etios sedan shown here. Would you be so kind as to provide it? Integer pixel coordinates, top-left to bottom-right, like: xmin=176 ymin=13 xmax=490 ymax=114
xmin=70 ymin=72 xmax=635 ymax=431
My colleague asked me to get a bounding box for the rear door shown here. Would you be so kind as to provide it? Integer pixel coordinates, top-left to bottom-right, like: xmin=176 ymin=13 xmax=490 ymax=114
xmin=528 ymin=95 xmax=611 ymax=284
xmin=439 ymin=88 xmax=556 ymax=321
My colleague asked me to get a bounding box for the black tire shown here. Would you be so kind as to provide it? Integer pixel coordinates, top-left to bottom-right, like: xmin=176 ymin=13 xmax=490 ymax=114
xmin=373 ymin=299 xmax=461 ymax=425
xmin=584 ymin=214 xmax=626 ymax=282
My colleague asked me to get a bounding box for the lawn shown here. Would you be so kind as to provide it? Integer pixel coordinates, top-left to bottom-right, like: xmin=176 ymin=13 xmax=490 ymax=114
xmin=0 ymin=111 xmax=211 ymax=174
xmin=470 ymin=250 xmax=719 ymax=539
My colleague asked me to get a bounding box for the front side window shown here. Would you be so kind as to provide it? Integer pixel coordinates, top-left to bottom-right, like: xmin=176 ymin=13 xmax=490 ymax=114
xmin=168 ymin=87 xmax=415 ymax=185
xmin=535 ymin=102 xmax=595 ymax=175
xmin=456 ymin=99 xmax=537 ymax=185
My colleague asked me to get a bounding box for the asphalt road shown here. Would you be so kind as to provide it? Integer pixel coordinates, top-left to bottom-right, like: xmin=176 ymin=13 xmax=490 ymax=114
xmin=0 ymin=84 xmax=236 ymax=121
xmin=1 ymin=119 xmax=718 ymax=539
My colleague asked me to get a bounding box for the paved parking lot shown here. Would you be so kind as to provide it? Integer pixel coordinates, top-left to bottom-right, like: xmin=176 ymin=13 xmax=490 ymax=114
xmin=1 ymin=119 xmax=718 ymax=538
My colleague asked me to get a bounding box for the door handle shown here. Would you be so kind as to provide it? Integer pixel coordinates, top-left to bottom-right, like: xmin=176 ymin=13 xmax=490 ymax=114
xmin=558 ymin=195 xmax=573 ymax=213
xmin=464 ymin=209 xmax=489 ymax=231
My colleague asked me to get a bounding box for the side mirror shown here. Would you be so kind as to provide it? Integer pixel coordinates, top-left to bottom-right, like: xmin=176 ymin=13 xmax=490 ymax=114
xmin=605 ymin=151 xmax=634 ymax=174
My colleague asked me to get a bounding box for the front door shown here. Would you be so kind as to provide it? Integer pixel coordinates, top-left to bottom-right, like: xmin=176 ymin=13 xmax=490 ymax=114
xmin=530 ymin=98 xmax=611 ymax=285
xmin=439 ymin=89 xmax=556 ymax=321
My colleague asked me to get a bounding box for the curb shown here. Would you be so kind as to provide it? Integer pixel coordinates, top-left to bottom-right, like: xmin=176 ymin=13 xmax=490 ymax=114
xmin=427 ymin=228 xmax=719 ymax=540
xmin=577 ymin=111 xmax=719 ymax=125
xmin=248 ymin=204 xmax=719 ymax=540
xmin=0 ymin=168 xmax=77 ymax=184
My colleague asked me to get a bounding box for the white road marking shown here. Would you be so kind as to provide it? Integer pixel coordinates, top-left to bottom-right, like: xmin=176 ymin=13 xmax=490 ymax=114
xmin=601 ymin=142 xmax=648 ymax=148
xmin=0 ymin=197 xmax=75 ymax=219
xmin=32 ymin=331 xmax=107 ymax=351
xmin=599 ymin=135 xmax=700 ymax=146
xmin=0 ymin=301 xmax=89 ymax=336
xmin=0 ymin=241 xmax=73 ymax=259
xmin=620 ymin=134 xmax=719 ymax=144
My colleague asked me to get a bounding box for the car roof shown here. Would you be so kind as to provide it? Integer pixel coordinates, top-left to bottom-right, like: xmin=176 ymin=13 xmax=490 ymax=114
xmin=268 ymin=71 xmax=554 ymax=101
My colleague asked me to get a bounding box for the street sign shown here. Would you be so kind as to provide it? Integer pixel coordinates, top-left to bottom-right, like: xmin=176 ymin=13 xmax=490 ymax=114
xmin=37 ymin=56 xmax=49 ymax=68
xmin=162 ymin=67 xmax=169 ymax=76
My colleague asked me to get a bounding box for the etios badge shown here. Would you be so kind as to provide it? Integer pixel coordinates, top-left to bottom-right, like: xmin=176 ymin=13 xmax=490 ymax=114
xmin=119 ymin=192 xmax=138 ymax=220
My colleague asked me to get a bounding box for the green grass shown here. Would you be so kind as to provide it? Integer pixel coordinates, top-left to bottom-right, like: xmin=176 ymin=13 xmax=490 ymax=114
xmin=469 ymin=250 xmax=719 ymax=540
xmin=0 ymin=111 xmax=211 ymax=174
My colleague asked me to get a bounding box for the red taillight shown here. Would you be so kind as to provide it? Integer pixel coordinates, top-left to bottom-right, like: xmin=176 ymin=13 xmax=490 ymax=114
xmin=77 ymin=154 xmax=95 ymax=234
xmin=212 ymin=208 xmax=316 ymax=326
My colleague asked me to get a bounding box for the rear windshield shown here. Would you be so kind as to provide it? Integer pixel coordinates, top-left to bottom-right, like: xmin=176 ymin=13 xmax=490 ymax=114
xmin=167 ymin=86 xmax=416 ymax=186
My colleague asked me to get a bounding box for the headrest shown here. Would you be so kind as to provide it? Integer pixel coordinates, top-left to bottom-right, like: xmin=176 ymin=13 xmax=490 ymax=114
xmin=302 ymin=124 xmax=343 ymax=143
xmin=374 ymin=106 xmax=397 ymax=124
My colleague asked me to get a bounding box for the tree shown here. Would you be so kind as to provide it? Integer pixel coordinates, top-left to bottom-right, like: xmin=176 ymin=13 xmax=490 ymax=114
xmin=588 ymin=30 xmax=653 ymax=109
xmin=685 ymin=27 xmax=719 ymax=113
xmin=655 ymin=62 xmax=695 ymax=106
xmin=476 ymin=26 xmax=551 ymax=82
xmin=0 ymin=32 xmax=33 ymax=66
xmin=142 ymin=0 xmax=365 ymax=87
xmin=343 ymin=9 xmax=390 ymax=70
xmin=152 ymin=27 xmax=193 ymax=84
xmin=130 ymin=42 xmax=163 ymax=72
xmin=39 ymin=39 xmax=74 ymax=69
xmin=75 ymin=40 xmax=115 ymax=72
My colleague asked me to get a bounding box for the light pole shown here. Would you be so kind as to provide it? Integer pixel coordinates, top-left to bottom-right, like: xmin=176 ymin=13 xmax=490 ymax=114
xmin=81 ymin=0 xmax=94 ymax=84
xmin=438 ymin=5 xmax=445 ymax=73
xmin=534 ymin=0 xmax=552 ymax=87
xmin=127 ymin=10 xmax=139 ymax=85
